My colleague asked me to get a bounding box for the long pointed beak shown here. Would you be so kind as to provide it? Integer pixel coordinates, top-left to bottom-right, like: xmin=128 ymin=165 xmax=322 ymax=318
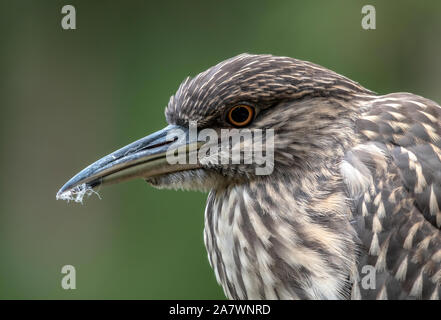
xmin=56 ymin=124 xmax=201 ymax=200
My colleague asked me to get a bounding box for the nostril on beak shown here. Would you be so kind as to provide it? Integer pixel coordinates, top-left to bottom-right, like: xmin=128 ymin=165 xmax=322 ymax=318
xmin=141 ymin=136 xmax=178 ymax=151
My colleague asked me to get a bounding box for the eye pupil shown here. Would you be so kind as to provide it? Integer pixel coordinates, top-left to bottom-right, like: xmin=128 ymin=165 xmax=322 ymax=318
xmin=228 ymin=105 xmax=254 ymax=127
xmin=231 ymin=106 xmax=250 ymax=123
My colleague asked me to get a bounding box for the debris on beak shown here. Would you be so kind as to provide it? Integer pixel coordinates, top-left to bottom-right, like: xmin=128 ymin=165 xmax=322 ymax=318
xmin=56 ymin=183 xmax=101 ymax=204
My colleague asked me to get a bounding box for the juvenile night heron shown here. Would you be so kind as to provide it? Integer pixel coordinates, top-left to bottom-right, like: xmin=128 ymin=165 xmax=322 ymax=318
xmin=57 ymin=54 xmax=441 ymax=300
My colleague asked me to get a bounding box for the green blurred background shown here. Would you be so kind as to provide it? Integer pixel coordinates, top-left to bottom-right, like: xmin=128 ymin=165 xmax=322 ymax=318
xmin=0 ymin=0 xmax=440 ymax=299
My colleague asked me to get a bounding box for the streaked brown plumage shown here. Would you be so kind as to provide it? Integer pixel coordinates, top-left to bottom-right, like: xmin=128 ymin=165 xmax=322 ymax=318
xmin=165 ymin=54 xmax=441 ymax=299
xmin=58 ymin=53 xmax=441 ymax=299
xmin=161 ymin=54 xmax=441 ymax=299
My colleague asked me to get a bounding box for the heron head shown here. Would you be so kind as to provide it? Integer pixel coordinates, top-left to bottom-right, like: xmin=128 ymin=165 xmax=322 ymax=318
xmin=57 ymin=54 xmax=371 ymax=199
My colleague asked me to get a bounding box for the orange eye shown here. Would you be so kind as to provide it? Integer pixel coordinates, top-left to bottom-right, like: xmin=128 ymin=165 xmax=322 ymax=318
xmin=227 ymin=105 xmax=254 ymax=127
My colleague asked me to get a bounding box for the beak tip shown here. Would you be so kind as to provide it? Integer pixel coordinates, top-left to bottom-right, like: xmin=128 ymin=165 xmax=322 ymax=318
xmin=56 ymin=181 xmax=100 ymax=203
xmin=55 ymin=183 xmax=75 ymax=202
xmin=56 ymin=167 xmax=97 ymax=200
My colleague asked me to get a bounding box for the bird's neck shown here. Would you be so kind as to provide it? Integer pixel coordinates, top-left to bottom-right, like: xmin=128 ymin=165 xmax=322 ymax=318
xmin=204 ymin=166 xmax=358 ymax=299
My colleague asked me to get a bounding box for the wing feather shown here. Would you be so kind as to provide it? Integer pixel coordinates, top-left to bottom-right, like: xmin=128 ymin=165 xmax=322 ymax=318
xmin=343 ymin=93 xmax=441 ymax=299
